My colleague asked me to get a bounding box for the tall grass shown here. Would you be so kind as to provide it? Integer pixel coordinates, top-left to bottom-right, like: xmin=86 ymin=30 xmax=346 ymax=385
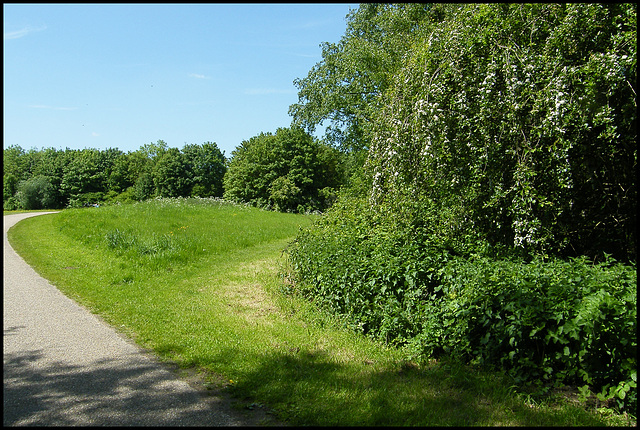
xmin=7 ymin=198 xmax=634 ymax=426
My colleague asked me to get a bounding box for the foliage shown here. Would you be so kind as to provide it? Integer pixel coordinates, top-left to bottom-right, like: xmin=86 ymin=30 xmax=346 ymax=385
xmin=4 ymin=173 xmax=20 ymax=202
xmin=152 ymin=147 xmax=192 ymax=198
xmin=15 ymin=175 xmax=57 ymax=210
xmin=133 ymin=172 xmax=155 ymax=201
xmin=427 ymin=255 xmax=637 ymax=413
xmin=107 ymin=152 xmax=135 ymax=193
xmin=223 ymin=126 xmax=344 ymax=213
xmin=31 ymin=147 xmax=73 ymax=207
xmin=60 ymin=148 xmax=113 ymax=204
xmin=66 ymin=191 xmax=105 ymax=208
xmin=3 ymin=145 xmax=71 ymax=208
xmin=3 ymin=141 xmax=227 ymax=208
xmin=289 ymin=3 xmax=453 ymax=153
xmin=286 ymin=195 xmax=637 ymax=413
xmin=367 ymin=3 xmax=636 ymax=263
xmin=287 ymin=2 xmax=637 ymax=415
xmin=181 ymin=141 xmax=226 ymax=198
xmin=3 ymin=196 xmax=21 ymax=211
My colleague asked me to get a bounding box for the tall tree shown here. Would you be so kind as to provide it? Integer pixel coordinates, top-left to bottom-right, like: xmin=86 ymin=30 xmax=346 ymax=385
xmin=367 ymin=3 xmax=636 ymax=262
xmin=181 ymin=142 xmax=226 ymax=198
xmin=152 ymin=147 xmax=191 ymax=198
xmin=289 ymin=3 xmax=451 ymax=153
xmin=60 ymin=149 xmax=109 ymax=204
xmin=223 ymin=127 xmax=344 ymax=212
xmin=32 ymin=147 xmax=72 ymax=208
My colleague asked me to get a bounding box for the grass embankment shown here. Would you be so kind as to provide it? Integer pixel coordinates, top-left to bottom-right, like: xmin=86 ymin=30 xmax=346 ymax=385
xmin=6 ymin=198 xmax=634 ymax=426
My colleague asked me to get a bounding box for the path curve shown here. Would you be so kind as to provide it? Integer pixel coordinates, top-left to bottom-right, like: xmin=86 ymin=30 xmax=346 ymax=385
xmin=3 ymin=212 xmax=252 ymax=426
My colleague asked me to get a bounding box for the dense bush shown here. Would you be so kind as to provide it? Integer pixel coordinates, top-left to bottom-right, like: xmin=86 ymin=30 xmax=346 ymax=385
xmin=430 ymin=255 xmax=636 ymax=412
xmin=223 ymin=126 xmax=345 ymax=213
xmin=15 ymin=175 xmax=57 ymax=210
xmin=286 ymin=195 xmax=637 ymax=412
xmin=367 ymin=3 xmax=636 ymax=264
xmin=286 ymin=5 xmax=636 ymax=415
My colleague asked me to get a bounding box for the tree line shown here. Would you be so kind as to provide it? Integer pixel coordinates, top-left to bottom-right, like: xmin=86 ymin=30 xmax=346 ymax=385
xmin=3 ymin=126 xmax=345 ymax=214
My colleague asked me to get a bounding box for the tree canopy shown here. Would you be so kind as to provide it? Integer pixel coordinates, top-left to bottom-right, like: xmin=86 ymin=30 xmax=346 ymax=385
xmin=366 ymin=3 xmax=636 ymax=263
xmin=223 ymin=126 xmax=344 ymax=213
xmin=3 ymin=141 xmax=227 ymax=209
xmin=289 ymin=3 xmax=455 ymax=153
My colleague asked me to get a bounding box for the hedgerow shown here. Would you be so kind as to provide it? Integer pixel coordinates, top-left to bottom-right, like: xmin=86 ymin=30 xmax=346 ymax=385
xmin=285 ymin=197 xmax=637 ymax=412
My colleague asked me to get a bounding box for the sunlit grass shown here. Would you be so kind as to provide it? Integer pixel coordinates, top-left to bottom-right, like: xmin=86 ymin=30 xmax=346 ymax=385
xmin=6 ymin=199 xmax=635 ymax=426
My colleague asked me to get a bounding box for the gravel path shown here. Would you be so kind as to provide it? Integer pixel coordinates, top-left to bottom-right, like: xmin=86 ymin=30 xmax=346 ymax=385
xmin=3 ymin=212 xmax=267 ymax=426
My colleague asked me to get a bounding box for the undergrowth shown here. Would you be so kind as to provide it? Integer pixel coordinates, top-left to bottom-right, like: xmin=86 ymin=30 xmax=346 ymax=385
xmin=285 ymin=195 xmax=637 ymax=416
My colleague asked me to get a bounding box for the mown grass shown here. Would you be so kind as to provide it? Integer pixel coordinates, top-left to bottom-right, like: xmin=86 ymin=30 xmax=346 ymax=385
xmin=6 ymin=198 xmax=634 ymax=426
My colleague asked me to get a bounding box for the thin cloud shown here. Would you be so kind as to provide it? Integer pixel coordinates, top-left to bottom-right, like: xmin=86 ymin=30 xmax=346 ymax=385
xmin=243 ymin=88 xmax=296 ymax=95
xmin=188 ymin=73 xmax=209 ymax=79
xmin=4 ymin=25 xmax=47 ymax=40
xmin=91 ymin=132 xmax=99 ymax=137
xmin=28 ymin=104 xmax=77 ymax=111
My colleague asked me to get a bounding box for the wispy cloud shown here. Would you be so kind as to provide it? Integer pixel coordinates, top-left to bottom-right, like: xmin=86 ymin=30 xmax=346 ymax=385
xmin=28 ymin=104 xmax=77 ymax=111
xmin=243 ymin=88 xmax=296 ymax=96
xmin=91 ymin=132 xmax=99 ymax=137
xmin=4 ymin=25 xmax=47 ymax=40
xmin=188 ymin=73 xmax=209 ymax=79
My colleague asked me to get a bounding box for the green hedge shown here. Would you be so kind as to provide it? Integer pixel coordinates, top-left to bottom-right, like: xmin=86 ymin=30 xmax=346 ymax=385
xmin=286 ymin=197 xmax=637 ymax=413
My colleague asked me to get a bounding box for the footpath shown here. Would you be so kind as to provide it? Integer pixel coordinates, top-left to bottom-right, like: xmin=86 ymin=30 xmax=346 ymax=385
xmin=3 ymin=212 xmax=269 ymax=426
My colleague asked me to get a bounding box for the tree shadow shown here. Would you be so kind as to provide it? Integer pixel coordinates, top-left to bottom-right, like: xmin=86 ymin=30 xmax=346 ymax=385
xmin=3 ymin=349 xmax=245 ymax=426
xmin=228 ymin=347 xmax=611 ymax=426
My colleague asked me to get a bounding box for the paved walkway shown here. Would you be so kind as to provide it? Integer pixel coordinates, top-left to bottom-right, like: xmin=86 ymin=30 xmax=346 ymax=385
xmin=3 ymin=212 xmax=255 ymax=426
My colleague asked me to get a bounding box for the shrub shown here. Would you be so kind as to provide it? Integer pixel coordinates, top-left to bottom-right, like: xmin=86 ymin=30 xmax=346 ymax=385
xmin=133 ymin=173 xmax=155 ymax=201
xmin=16 ymin=175 xmax=57 ymax=210
xmin=67 ymin=192 xmax=105 ymax=208
xmin=3 ymin=196 xmax=21 ymax=211
xmin=286 ymin=196 xmax=637 ymax=413
xmin=426 ymin=255 xmax=636 ymax=410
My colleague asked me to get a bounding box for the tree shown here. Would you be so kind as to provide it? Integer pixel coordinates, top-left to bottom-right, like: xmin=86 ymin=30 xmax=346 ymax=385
xmin=289 ymin=3 xmax=451 ymax=153
xmin=31 ymin=148 xmax=72 ymax=208
xmin=366 ymin=3 xmax=636 ymax=262
xmin=223 ymin=127 xmax=344 ymax=212
xmin=133 ymin=172 xmax=155 ymax=201
xmin=3 ymin=145 xmax=27 ymax=182
xmin=108 ymin=152 xmax=134 ymax=193
xmin=152 ymin=147 xmax=191 ymax=198
xmin=181 ymin=142 xmax=226 ymax=197
xmin=16 ymin=175 xmax=56 ymax=210
xmin=60 ymin=149 xmax=109 ymax=206
xmin=140 ymin=140 xmax=169 ymax=160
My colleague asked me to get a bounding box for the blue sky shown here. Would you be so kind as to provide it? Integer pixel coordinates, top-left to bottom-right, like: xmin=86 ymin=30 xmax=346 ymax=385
xmin=3 ymin=3 xmax=358 ymax=157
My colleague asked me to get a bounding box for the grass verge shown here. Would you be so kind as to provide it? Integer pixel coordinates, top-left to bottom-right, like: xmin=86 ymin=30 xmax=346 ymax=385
xmin=6 ymin=199 xmax=635 ymax=426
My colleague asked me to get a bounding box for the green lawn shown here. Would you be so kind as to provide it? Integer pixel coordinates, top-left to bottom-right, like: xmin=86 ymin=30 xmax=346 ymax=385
xmin=6 ymin=198 xmax=634 ymax=426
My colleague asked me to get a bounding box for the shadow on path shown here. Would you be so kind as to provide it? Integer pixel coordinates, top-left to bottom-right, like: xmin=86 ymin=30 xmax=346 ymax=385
xmin=3 ymin=349 xmax=239 ymax=426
